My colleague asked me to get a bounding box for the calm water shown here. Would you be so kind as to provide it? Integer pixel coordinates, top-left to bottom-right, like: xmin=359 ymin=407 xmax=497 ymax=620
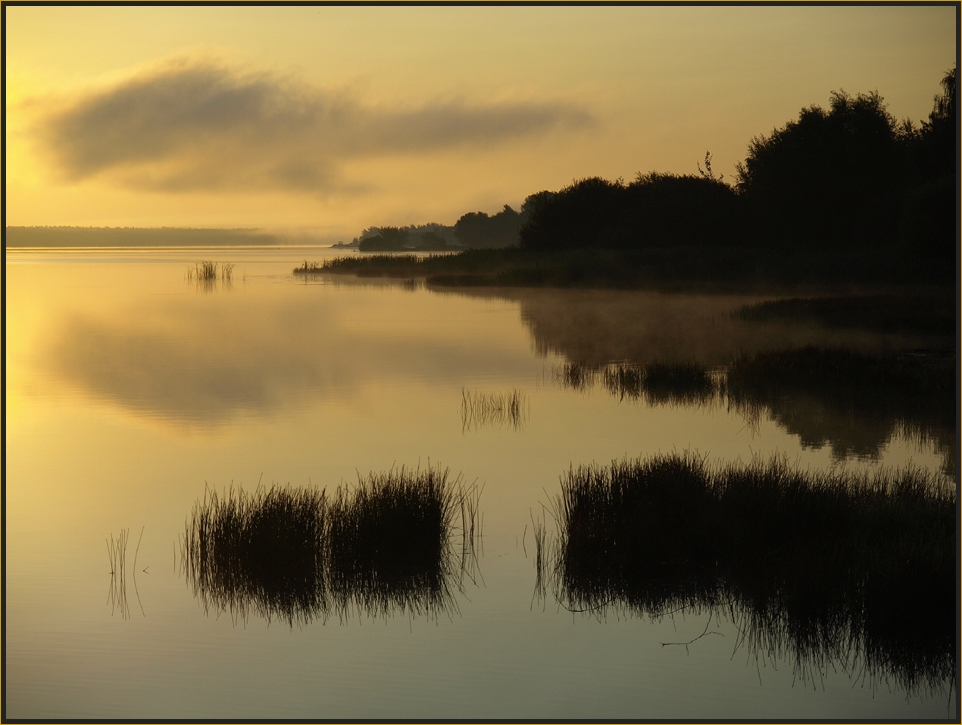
xmin=5 ymin=246 xmax=956 ymax=719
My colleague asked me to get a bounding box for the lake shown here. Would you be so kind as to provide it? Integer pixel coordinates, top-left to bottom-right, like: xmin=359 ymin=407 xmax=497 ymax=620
xmin=4 ymin=245 xmax=956 ymax=720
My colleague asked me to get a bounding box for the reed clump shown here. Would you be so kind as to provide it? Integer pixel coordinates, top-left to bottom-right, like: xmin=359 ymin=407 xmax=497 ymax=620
xmin=327 ymin=467 xmax=466 ymax=618
xmin=182 ymin=466 xmax=481 ymax=626
xmin=183 ymin=486 xmax=328 ymax=625
xmin=293 ymin=261 xmax=325 ymax=274
xmin=461 ymin=388 xmax=529 ymax=432
xmin=537 ymin=452 xmax=956 ymax=694
xmin=186 ymin=261 xmax=234 ymax=283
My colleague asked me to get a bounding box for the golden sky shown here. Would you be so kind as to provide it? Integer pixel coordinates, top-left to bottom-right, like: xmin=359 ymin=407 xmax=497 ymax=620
xmin=5 ymin=5 xmax=957 ymax=240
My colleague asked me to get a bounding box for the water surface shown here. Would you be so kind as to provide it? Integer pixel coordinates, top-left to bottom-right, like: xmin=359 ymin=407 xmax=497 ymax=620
xmin=5 ymin=246 xmax=955 ymax=719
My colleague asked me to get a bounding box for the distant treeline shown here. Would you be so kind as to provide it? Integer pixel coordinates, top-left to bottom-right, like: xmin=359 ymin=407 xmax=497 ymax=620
xmin=519 ymin=68 xmax=956 ymax=261
xmin=355 ymin=205 xmax=530 ymax=252
xmin=358 ymin=67 xmax=956 ymax=263
xmin=5 ymin=226 xmax=283 ymax=247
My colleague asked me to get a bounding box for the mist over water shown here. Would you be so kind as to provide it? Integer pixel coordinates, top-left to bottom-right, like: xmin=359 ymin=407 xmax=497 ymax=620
xmin=5 ymin=246 xmax=955 ymax=720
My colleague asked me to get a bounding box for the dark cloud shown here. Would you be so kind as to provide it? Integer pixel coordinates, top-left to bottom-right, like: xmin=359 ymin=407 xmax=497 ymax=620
xmin=36 ymin=58 xmax=595 ymax=192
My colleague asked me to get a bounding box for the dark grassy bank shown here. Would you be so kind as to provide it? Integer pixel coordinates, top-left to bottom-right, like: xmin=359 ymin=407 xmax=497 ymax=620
xmin=733 ymin=293 xmax=957 ymax=337
xmin=181 ymin=467 xmax=480 ymax=625
xmin=537 ymin=452 xmax=956 ymax=694
xmin=302 ymin=245 xmax=955 ymax=291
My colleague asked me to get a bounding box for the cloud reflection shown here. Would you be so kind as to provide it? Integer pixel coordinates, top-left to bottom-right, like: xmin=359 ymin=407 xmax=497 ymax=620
xmin=44 ymin=288 xmax=534 ymax=426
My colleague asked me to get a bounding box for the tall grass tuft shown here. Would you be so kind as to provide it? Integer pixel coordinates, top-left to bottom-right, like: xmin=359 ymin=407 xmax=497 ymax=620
xmin=183 ymin=485 xmax=328 ymax=626
xmin=182 ymin=466 xmax=481 ymax=626
xmin=536 ymin=452 xmax=956 ymax=694
xmin=186 ymin=261 xmax=234 ymax=287
xmin=294 ymin=261 xmax=324 ymax=274
xmin=327 ymin=467 xmax=470 ymax=619
xmin=460 ymin=388 xmax=529 ymax=432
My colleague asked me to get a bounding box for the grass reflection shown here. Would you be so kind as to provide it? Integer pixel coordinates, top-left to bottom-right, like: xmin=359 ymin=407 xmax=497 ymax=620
xmin=535 ymin=453 xmax=956 ymax=695
xmin=182 ymin=466 xmax=481 ymax=626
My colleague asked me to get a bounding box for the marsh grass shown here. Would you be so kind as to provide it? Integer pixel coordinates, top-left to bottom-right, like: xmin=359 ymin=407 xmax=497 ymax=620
xmin=461 ymin=388 xmax=529 ymax=432
xmin=183 ymin=486 xmax=329 ymax=625
xmin=182 ymin=466 xmax=481 ymax=626
xmin=186 ymin=261 xmax=235 ymax=288
xmin=535 ymin=452 xmax=956 ymax=694
xmin=307 ymin=246 xmax=954 ymax=290
xmin=293 ymin=261 xmax=324 ymax=274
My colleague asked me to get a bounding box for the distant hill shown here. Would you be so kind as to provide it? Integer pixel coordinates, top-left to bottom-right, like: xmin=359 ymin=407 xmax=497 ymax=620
xmin=5 ymin=226 xmax=284 ymax=247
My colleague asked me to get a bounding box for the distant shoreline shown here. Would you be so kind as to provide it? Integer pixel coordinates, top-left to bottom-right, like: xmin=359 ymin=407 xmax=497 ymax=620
xmin=3 ymin=226 xmax=330 ymax=248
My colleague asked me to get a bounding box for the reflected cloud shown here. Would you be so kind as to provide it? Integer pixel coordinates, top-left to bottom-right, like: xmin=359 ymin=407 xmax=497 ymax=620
xmin=33 ymin=56 xmax=594 ymax=193
xmin=42 ymin=287 xmax=535 ymax=426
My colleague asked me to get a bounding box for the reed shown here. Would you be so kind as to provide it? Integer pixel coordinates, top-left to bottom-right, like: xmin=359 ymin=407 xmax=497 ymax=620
xmin=182 ymin=466 xmax=481 ymax=625
xmin=460 ymin=388 xmax=529 ymax=432
xmin=183 ymin=485 xmax=328 ymax=625
xmin=106 ymin=528 xmax=130 ymax=619
xmin=186 ymin=261 xmax=234 ymax=283
xmin=293 ymin=260 xmax=325 ymax=274
xmin=535 ymin=452 xmax=956 ymax=693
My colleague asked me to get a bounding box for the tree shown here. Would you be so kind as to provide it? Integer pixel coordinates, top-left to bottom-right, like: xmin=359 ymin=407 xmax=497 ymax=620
xmin=736 ymin=90 xmax=905 ymax=249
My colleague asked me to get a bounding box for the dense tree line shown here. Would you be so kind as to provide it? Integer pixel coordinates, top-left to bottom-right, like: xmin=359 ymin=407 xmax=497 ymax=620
xmin=520 ymin=68 xmax=957 ymax=261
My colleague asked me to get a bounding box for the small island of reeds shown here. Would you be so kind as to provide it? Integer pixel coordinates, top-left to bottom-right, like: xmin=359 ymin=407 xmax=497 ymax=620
xmin=535 ymin=452 xmax=956 ymax=695
xmin=182 ymin=466 xmax=481 ymax=626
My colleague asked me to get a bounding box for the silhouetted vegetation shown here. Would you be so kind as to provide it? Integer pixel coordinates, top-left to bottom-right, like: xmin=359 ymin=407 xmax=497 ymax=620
xmin=455 ymin=204 xmax=526 ymax=248
xmin=317 ymin=68 xmax=955 ymax=289
xmin=733 ymin=293 xmax=956 ymax=337
xmin=186 ymin=261 xmax=234 ymax=282
xmin=536 ymin=452 xmax=956 ymax=694
xmin=181 ymin=467 xmax=481 ymax=626
xmin=519 ymin=164 xmax=741 ymax=252
xmin=357 ymin=225 xmax=456 ymax=252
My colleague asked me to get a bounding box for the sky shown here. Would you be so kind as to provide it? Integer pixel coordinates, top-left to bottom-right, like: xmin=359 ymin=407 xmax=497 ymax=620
xmin=5 ymin=5 xmax=958 ymax=241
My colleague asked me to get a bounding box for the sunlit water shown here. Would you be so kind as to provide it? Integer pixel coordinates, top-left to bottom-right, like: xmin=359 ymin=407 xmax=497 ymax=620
xmin=5 ymin=246 xmax=956 ymax=719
